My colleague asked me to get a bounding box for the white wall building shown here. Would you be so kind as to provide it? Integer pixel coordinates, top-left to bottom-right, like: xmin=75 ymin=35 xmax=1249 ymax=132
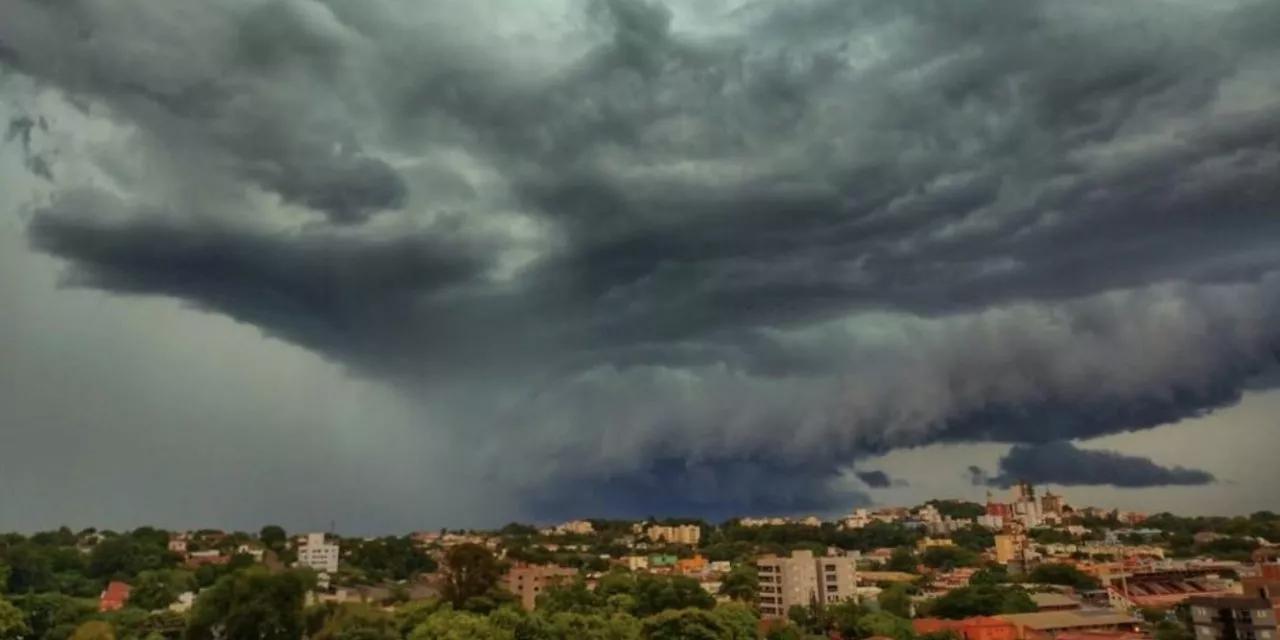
xmin=756 ymin=550 xmax=859 ymax=618
xmin=296 ymin=533 xmax=340 ymax=573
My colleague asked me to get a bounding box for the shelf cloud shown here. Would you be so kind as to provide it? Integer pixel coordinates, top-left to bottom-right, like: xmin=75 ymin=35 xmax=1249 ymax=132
xmin=3 ymin=0 xmax=1279 ymax=520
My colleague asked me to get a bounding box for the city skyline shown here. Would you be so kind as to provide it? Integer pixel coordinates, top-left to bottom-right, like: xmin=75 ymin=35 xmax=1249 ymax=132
xmin=3 ymin=0 xmax=1280 ymax=534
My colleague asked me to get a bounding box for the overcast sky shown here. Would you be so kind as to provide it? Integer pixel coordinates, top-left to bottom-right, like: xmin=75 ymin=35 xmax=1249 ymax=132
xmin=2 ymin=0 xmax=1279 ymax=534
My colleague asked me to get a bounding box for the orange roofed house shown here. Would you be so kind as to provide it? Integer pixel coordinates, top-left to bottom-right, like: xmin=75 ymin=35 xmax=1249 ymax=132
xmin=99 ymin=581 xmax=131 ymax=612
xmin=913 ymin=616 xmax=1019 ymax=640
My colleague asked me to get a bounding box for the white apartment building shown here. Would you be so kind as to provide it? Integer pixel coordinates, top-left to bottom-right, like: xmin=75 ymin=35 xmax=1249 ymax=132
xmin=756 ymin=549 xmax=858 ymax=618
xmin=296 ymin=533 xmax=340 ymax=573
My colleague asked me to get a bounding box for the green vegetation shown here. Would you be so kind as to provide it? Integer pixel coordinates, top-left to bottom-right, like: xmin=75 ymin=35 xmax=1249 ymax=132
xmin=924 ymin=584 xmax=1037 ymax=619
xmin=1027 ymin=563 xmax=1100 ymax=590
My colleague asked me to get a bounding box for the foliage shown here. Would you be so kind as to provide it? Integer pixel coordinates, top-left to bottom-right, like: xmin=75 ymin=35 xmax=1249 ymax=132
xmin=185 ymin=568 xmax=313 ymax=640
xmin=718 ymin=565 xmax=758 ymax=602
xmin=89 ymin=534 xmax=179 ymax=581
xmin=640 ymin=608 xmax=726 ymax=640
xmin=925 ymin=501 xmax=987 ymax=520
xmin=129 ymin=570 xmax=196 ymax=611
xmin=1027 ymin=563 xmax=1100 ymax=590
xmin=0 ymin=597 xmax=31 ymax=640
xmin=878 ymin=581 xmax=913 ymax=618
xmin=886 ymin=547 xmax=918 ymax=573
xmin=439 ymin=545 xmax=504 ymax=611
xmin=710 ymin=602 xmax=758 ymax=640
xmin=313 ymin=603 xmax=400 ymax=640
xmin=929 ymin=584 xmax=1037 ymax=619
xmin=950 ymin=527 xmax=996 ymax=553
xmin=968 ymin=565 xmax=1011 ymax=585
xmin=857 ymin=610 xmax=916 ymax=640
xmin=9 ymin=592 xmax=98 ymax=640
xmin=920 ymin=546 xmax=980 ymax=570
xmin=259 ymin=526 xmax=287 ymax=551
xmin=343 ymin=537 xmax=437 ymax=583
xmin=406 ymin=608 xmax=512 ymax=640
xmin=69 ymin=621 xmax=116 ymax=640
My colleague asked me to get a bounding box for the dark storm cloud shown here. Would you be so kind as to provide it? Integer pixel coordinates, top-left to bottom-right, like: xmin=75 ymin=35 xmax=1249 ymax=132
xmin=986 ymin=441 xmax=1216 ymax=488
xmin=4 ymin=0 xmax=1280 ymax=518
xmin=855 ymin=471 xmax=893 ymax=489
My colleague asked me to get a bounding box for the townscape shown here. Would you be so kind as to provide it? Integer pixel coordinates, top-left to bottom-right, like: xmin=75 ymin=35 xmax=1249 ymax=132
xmin=1 ymin=484 xmax=1277 ymax=640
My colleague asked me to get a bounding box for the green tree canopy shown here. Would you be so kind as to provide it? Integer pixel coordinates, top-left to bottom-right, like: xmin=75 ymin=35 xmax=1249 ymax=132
xmin=259 ymin=526 xmax=288 ymax=551
xmin=440 ymin=544 xmax=504 ymax=610
xmin=185 ymin=568 xmax=313 ymax=640
xmin=857 ymin=610 xmax=916 ymax=640
xmin=640 ymin=608 xmax=726 ymax=640
xmin=0 ymin=597 xmax=31 ymax=640
xmin=718 ymin=565 xmax=758 ymax=603
xmin=878 ymin=581 xmax=914 ymax=618
xmin=313 ymin=603 xmax=400 ymax=640
xmin=130 ymin=569 xmax=196 ymax=611
xmin=407 ymin=608 xmax=512 ymax=640
xmin=69 ymin=620 xmax=117 ymax=640
xmin=1027 ymin=563 xmax=1100 ymax=590
xmin=929 ymin=584 xmax=1037 ymax=619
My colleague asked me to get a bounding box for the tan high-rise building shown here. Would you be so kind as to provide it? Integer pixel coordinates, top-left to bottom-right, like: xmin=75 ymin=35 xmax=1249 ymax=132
xmin=503 ymin=564 xmax=577 ymax=610
xmin=756 ymin=550 xmax=858 ymax=618
xmin=645 ymin=524 xmax=701 ymax=545
xmin=995 ymin=533 xmax=1026 ymax=565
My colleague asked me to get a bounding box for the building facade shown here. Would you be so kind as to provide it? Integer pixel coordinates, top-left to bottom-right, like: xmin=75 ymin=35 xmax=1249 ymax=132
xmin=1190 ymin=594 xmax=1280 ymax=640
xmin=296 ymin=532 xmax=340 ymax=573
xmin=503 ymin=564 xmax=578 ymax=610
xmin=756 ymin=550 xmax=858 ymax=618
xmin=645 ymin=524 xmax=701 ymax=545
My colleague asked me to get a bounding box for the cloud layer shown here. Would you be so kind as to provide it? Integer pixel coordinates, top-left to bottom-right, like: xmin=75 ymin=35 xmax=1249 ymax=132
xmin=986 ymin=441 xmax=1216 ymax=488
xmin=3 ymin=0 xmax=1280 ymax=519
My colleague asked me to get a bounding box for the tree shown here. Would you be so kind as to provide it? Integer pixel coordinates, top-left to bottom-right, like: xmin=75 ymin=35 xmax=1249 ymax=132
xmin=70 ymin=621 xmax=117 ymax=640
xmin=886 ymin=547 xmax=918 ymax=573
xmin=313 ymin=603 xmax=399 ymax=640
xmin=1028 ymin=564 xmax=1100 ymax=590
xmin=0 ymin=597 xmax=31 ymax=640
xmin=969 ymin=566 xmax=1010 ymax=586
xmin=711 ymin=602 xmax=759 ymax=640
xmin=858 ymin=611 xmax=915 ymax=640
xmin=130 ymin=570 xmax=196 ymax=611
xmin=537 ymin=611 xmax=643 ymax=640
xmin=630 ymin=575 xmax=715 ymax=617
xmin=822 ymin=600 xmax=867 ymax=638
xmin=878 ymin=581 xmax=913 ymax=618
xmin=718 ymin=565 xmax=758 ymax=603
xmin=260 ymin=526 xmax=288 ymax=551
xmin=640 ymin=608 xmax=725 ymax=640
xmin=440 ymin=544 xmax=504 ymax=610
xmin=185 ymin=568 xmax=313 ymax=640
xmin=0 ymin=565 xmax=8 ymax=595
xmin=921 ymin=546 xmax=980 ymax=570
xmin=406 ymin=609 xmax=512 ymax=640
xmin=929 ymin=585 xmax=1036 ymax=619
xmin=8 ymin=592 xmax=97 ymax=639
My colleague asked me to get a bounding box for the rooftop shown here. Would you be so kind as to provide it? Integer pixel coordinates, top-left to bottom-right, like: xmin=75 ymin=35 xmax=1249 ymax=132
xmin=997 ymin=610 xmax=1140 ymax=631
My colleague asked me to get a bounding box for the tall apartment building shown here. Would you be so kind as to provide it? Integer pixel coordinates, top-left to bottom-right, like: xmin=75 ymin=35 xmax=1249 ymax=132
xmin=645 ymin=524 xmax=701 ymax=545
xmin=503 ymin=564 xmax=578 ymax=610
xmin=1189 ymin=594 xmax=1279 ymax=640
xmin=756 ymin=550 xmax=858 ymax=618
xmin=295 ymin=532 xmax=340 ymax=573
